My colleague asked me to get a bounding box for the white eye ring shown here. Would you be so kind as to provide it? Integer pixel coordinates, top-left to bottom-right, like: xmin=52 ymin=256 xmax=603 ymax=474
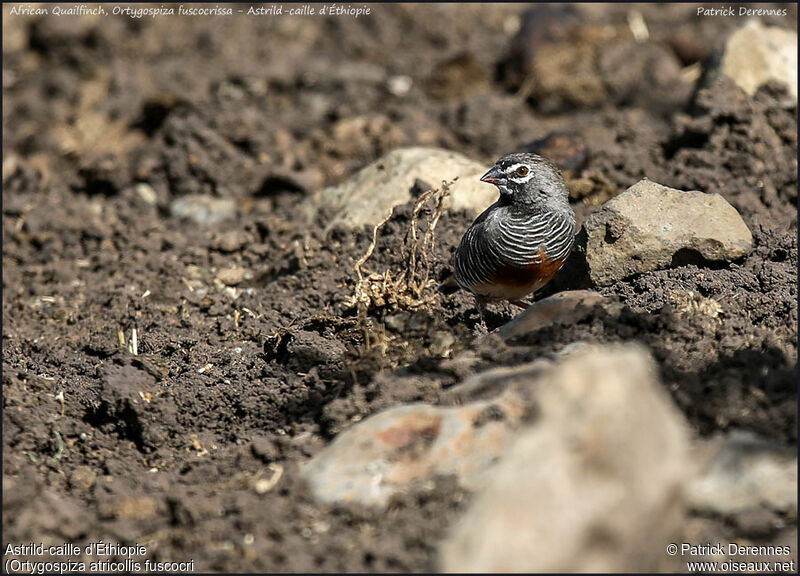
xmin=506 ymin=163 xmax=534 ymax=182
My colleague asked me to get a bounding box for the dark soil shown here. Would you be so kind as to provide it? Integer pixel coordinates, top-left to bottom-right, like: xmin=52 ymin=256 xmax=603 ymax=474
xmin=3 ymin=3 xmax=797 ymax=572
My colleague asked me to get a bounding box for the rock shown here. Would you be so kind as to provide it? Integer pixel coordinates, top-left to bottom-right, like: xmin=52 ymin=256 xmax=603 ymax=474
xmin=687 ymin=430 xmax=797 ymax=516
xmin=170 ymin=194 xmax=237 ymax=225
xmin=584 ymin=179 xmax=753 ymax=286
xmin=304 ymin=147 xmax=498 ymax=231
xmin=499 ymin=290 xmax=610 ymax=340
xmin=135 ymin=182 xmax=158 ymax=205
xmin=301 ymin=390 xmax=529 ymax=509
xmin=302 ymin=357 xmax=553 ymax=508
xmin=721 ymin=20 xmax=797 ymax=101
xmin=439 ymin=344 xmax=692 ymax=573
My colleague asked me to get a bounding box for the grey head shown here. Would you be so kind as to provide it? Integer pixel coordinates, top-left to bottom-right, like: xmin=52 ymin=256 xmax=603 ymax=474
xmin=480 ymin=152 xmax=569 ymax=210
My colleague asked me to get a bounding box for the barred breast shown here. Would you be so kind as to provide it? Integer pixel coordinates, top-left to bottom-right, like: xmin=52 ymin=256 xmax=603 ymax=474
xmin=453 ymin=204 xmax=576 ymax=301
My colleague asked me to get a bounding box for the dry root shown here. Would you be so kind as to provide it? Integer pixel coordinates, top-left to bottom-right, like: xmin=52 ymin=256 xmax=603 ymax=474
xmin=347 ymin=180 xmax=451 ymax=319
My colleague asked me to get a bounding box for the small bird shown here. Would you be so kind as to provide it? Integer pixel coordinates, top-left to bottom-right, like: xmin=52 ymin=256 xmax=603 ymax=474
xmin=453 ymin=152 xmax=576 ymax=326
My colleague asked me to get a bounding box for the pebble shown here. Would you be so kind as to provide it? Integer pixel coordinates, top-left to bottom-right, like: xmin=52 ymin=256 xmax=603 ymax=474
xmin=584 ymin=179 xmax=753 ymax=286
xmin=170 ymin=194 xmax=237 ymax=225
xmin=135 ymin=182 xmax=158 ymax=205
xmin=387 ymin=75 xmax=412 ymax=97
xmin=216 ymin=267 xmax=247 ymax=286
xmin=213 ymin=230 xmax=252 ymax=253
xmin=499 ymin=290 xmax=610 ymax=340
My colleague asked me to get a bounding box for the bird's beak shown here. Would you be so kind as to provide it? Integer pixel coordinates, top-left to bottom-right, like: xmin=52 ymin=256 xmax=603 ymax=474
xmin=480 ymin=166 xmax=503 ymax=185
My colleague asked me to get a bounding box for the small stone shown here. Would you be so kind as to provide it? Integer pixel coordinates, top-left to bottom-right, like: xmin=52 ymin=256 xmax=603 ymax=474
xmin=135 ymin=182 xmax=158 ymax=205
xmin=499 ymin=290 xmax=610 ymax=340
xmin=721 ymin=20 xmax=797 ymax=101
xmin=303 ymin=147 xmax=498 ymax=231
xmin=687 ymin=430 xmax=797 ymax=516
xmin=439 ymin=344 xmax=692 ymax=573
xmin=213 ymin=230 xmax=251 ymax=253
xmin=584 ymin=179 xmax=753 ymax=286
xmin=387 ymin=75 xmax=412 ymax=97
xmin=170 ymin=195 xmax=237 ymax=225
xmin=216 ymin=267 xmax=247 ymax=286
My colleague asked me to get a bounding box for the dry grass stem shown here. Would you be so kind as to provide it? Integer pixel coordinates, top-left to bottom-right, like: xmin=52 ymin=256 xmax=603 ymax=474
xmin=347 ymin=181 xmax=452 ymax=319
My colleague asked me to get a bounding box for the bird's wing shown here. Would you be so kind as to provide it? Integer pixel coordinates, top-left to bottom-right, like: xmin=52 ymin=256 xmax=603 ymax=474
xmin=453 ymin=205 xmax=505 ymax=291
xmin=492 ymin=211 xmax=574 ymax=267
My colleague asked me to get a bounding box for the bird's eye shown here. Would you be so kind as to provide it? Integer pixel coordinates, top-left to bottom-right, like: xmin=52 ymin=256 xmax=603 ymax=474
xmin=515 ymin=166 xmax=529 ymax=177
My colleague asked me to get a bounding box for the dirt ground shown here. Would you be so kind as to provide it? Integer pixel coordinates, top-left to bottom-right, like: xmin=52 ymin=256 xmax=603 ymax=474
xmin=2 ymin=3 xmax=797 ymax=572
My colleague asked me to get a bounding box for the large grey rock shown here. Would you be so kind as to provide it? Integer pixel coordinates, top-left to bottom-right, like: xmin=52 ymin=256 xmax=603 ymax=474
xmin=439 ymin=344 xmax=692 ymax=573
xmin=687 ymin=430 xmax=797 ymax=516
xmin=304 ymin=147 xmax=497 ymax=231
xmin=721 ymin=20 xmax=797 ymax=101
xmin=584 ymin=179 xmax=753 ymax=286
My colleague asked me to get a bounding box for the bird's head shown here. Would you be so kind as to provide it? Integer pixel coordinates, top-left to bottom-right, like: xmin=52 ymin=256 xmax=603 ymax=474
xmin=480 ymin=152 xmax=568 ymax=208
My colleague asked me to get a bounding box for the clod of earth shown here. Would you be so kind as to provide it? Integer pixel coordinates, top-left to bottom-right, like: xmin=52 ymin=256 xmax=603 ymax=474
xmin=499 ymin=6 xmax=693 ymax=115
xmin=584 ymin=179 xmax=753 ymax=286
